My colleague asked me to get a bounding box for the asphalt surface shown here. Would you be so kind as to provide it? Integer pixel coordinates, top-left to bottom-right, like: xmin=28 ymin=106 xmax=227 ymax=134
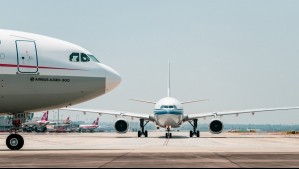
xmin=0 ymin=132 xmax=298 ymax=168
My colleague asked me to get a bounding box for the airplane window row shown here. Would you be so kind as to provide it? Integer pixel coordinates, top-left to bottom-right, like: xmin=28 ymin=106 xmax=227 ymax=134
xmin=69 ymin=53 xmax=100 ymax=63
xmin=161 ymin=105 xmax=177 ymax=109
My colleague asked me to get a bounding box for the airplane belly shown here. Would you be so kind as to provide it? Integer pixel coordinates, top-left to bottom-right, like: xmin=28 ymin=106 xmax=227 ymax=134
xmin=156 ymin=114 xmax=183 ymax=128
xmin=0 ymin=74 xmax=106 ymax=113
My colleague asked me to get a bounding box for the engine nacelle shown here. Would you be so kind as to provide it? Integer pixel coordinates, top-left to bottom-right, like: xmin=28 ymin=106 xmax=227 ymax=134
xmin=114 ymin=119 xmax=129 ymax=133
xmin=209 ymin=119 xmax=223 ymax=134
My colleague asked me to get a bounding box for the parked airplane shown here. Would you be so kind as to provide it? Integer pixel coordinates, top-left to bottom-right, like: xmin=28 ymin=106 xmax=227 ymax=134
xmin=24 ymin=111 xmax=49 ymax=126
xmin=23 ymin=111 xmax=50 ymax=132
xmin=37 ymin=111 xmax=51 ymax=125
xmin=63 ymin=117 xmax=71 ymax=124
xmin=0 ymin=29 xmax=121 ymax=150
xmin=63 ymin=62 xmax=299 ymax=138
xmin=78 ymin=117 xmax=99 ymax=132
xmin=47 ymin=116 xmax=74 ymax=133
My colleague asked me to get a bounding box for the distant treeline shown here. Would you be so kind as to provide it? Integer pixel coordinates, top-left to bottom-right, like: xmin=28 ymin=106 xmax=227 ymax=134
xmin=100 ymin=121 xmax=299 ymax=132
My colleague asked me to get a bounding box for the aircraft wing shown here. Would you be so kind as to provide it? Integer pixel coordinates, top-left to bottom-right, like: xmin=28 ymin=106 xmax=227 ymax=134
xmin=185 ymin=107 xmax=299 ymax=121
xmin=60 ymin=108 xmax=154 ymax=121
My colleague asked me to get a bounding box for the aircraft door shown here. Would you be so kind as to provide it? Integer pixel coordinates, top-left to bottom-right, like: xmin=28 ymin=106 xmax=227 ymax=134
xmin=16 ymin=40 xmax=38 ymax=73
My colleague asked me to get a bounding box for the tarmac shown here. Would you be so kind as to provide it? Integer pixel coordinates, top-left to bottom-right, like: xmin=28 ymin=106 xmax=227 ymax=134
xmin=0 ymin=132 xmax=299 ymax=168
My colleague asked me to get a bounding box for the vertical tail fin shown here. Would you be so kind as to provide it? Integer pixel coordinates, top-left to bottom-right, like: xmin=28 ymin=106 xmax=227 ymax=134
xmin=168 ymin=61 xmax=171 ymax=97
xmin=95 ymin=117 xmax=99 ymax=125
xmin=64 ymin=117 xmax=71 ymax=124
xmin=45 ymin=111 xmax=48 ymax=121
xmin=41 ymin=111 xmax=48 ymax=121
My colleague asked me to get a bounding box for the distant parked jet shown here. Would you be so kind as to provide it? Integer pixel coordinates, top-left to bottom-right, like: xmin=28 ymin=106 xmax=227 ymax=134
xmin=79 ymin=117 xmax=99 ymax=132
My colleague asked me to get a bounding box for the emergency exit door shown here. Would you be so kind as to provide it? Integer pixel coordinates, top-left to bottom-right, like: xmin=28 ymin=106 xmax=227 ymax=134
xmin=16 ymin=40 xmax=38 ymax=73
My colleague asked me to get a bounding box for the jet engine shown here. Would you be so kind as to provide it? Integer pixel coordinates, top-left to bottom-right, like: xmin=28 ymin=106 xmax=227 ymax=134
xmin=209 ymin=119 xmax=223 ymax=134
xmin=114 ymin=119 xmax=129 ymax=133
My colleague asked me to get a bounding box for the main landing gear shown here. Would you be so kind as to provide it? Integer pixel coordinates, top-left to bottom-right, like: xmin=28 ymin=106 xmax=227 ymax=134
xmin=138 ymin=119 xmax=149 ymax=137
xmin=189 ymin=119 xmax=200 ymax=138
xmin=6 ymin=113 xmax=25 ymax=150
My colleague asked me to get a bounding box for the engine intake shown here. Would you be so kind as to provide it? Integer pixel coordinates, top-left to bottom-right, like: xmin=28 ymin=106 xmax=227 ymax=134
xmin=209 ymin=119 xmax=223 ymax=134
xmin=114 ymin=119 xmax=129 ymax=133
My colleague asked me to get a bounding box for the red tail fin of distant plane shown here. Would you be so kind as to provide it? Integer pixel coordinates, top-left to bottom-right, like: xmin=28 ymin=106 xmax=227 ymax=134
xmin=92 ymin=117 xmax=99 ymax=125
xmin=94 ymin=117 xmax=99 ymax=125
xmin=64 ymin=116 xmax=71 ymax=124
xmin=41 ymin=111 xmax=48 ymax=121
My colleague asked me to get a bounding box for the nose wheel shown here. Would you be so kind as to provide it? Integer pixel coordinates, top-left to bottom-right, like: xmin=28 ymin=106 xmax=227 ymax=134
xmin=165 ymin=127 xmax=172 ymax=138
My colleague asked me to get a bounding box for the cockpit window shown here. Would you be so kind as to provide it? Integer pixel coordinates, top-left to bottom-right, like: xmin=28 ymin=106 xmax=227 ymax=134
xmin=81 ymin=53 xmax=90 ymax=62
xmin=160 ymin=105 xmax=177 ymax=109
xmin=69 ymin=53 xmax=100 ymax=63
xmin=88 ymin=55 xmax=100 ymax=63
xmin=70 ymin=53 xmax=80 ymax=62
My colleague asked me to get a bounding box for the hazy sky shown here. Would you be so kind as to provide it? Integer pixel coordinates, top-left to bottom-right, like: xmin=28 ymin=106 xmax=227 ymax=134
xmin=1 ymin=0 xmax=299 ymax=124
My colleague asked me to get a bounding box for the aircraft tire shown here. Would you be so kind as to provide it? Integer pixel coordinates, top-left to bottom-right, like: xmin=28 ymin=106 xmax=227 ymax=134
xmin=6 ymin=134 xmax=24 ymax=150
xmin=190 ymin=131 xmax=193 ymax=137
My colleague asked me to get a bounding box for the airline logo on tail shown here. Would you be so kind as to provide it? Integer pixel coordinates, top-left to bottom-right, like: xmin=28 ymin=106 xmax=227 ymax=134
xmin=93 ymin=117 xmax=99 ymax=126
xmin=41 ymin=111 xmax=48 ymax=121
xmin=38 ymin=111 xmax=49 ymax=125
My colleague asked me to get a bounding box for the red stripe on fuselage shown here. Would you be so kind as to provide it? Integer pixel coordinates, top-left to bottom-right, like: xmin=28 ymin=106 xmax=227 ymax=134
xmin=0 ymin=64 xmax=82 ymax=71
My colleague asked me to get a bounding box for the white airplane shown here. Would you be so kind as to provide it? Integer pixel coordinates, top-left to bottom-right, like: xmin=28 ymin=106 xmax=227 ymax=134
xmin=78 ymin=117 xmax=99 ymax=132
xmin=23 ymin=111 xmax=49 ymax=126
xmin=63 ymin=62 xmax=299 ymax=138
xmin=23 ymin=111 xmax=51 ymax=132
xmin=0 ymin=29 xmax=121 ymax=150
xmin=63 ymin=116 xmax=71 ymax=124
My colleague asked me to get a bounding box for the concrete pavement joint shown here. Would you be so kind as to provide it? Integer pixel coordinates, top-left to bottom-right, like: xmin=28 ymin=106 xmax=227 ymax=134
xmin=215 ymin=153 xmax=243 ymax=168
xmin=98 ymin=152 xmax=131 ymax=168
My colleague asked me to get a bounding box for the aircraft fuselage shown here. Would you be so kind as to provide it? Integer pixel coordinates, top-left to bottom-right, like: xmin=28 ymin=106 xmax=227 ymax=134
xmin=0 ymin=29 xmax=121 ymax=114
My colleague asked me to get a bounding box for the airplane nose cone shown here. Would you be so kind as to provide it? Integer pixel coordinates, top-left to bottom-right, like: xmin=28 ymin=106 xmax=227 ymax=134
xmin=105 ymin=66 xmax=121 ymax=93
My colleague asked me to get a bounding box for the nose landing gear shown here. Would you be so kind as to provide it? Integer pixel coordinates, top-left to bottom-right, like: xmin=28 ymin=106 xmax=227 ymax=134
xmin=6 ymin=113 xmax=25 ymax=150
xmin=165 ymin=126 xmax=172 ymax=138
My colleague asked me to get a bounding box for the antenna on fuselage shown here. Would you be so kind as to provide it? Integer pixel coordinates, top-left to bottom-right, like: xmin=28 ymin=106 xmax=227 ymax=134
xmin=168 ymin=61 xmax=171 ymax=97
